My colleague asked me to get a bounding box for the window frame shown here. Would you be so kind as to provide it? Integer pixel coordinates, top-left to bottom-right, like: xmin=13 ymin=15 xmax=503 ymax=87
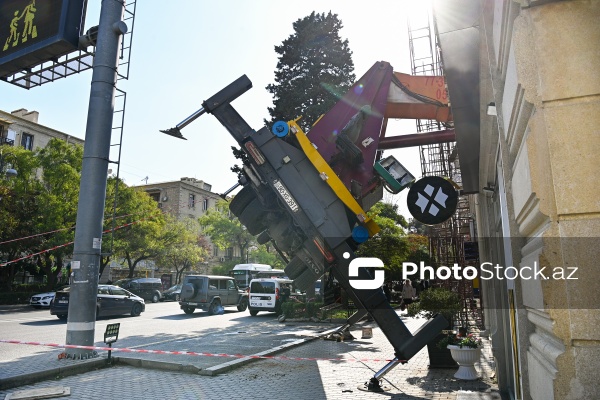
xmin=21 ymin=132 xmax=34 ymax=150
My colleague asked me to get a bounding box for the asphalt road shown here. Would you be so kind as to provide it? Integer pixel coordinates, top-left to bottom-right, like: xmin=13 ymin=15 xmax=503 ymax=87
xmin=0 ymin=301 xmax=299 ymax=363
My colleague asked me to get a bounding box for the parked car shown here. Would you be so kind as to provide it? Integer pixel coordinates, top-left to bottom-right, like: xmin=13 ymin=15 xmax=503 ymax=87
xmin=161 ymin=284 xmax=182 ymax=301
xmin=50 ymin=285 xmax=145 ymax=320
xmin=179 ymin=275 xmax=248 ymax=315
xmin=248 ymin=278 xmax=304 ymax=316
xmin=30 ymin=291 xmax=56 ymax=308
xmin=114 ymin=277 xmax=163 ymax=303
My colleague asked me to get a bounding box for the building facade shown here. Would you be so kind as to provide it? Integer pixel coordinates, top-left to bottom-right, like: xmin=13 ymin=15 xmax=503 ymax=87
xmin=0 ymin=108 xmax=84 ymax=150
xmin=433 ymin=1 xmax=599 ymax=399
xmin=138 ymin=177 xmax=241 ymax=267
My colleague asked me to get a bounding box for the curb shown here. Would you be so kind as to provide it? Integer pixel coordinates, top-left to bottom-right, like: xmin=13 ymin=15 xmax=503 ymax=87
xmin=115 ymin=324 xmax=345 ymax=377
xmin=0 ymin=359 xmax=108 ymax=391
xmin=114 ymin=335 xmax=318 ymax=377
xmin=116 ymin=357 xmax=203 ymax=375
xmin=199 ymin=336 xmax=316 ymax=376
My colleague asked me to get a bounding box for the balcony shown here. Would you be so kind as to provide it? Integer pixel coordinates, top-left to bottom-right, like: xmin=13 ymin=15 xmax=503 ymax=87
xmin=0 ymin=137 xmax=15 ymax=146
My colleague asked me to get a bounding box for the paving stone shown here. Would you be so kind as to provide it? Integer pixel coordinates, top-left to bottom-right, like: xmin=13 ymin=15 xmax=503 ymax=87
xmin=0 ymin=315 xmax=498 ymax=400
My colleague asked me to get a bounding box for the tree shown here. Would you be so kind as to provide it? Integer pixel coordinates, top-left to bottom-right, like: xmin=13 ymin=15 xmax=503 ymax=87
xmin=0 ymin=146 xmax=41 ymax=289
xmin=155 ymin=217 xmax=210 ymax=284
xmin=371 ymin=202 xmax=408 ymax=229
xmin=0 ymin=142 xmax=171 ymax=289
xmin=0 ymin=140 xmax=84 ymax=289
xmin=199 ymin=197 xmax=285 ymax=276
xmin=33 ymin=139 xmax=83 ymax=289
xmin=111 ymin=187 xmax=166 ymax=279
xmin=248 ymin=246 xmax=284 ymax=269
xmin=402 ymin=234 xmax=432 ymax=279
xmin=99 ymin=177 xmax=164 ymax=278
xmin=356 ymin=201 xmax=428 ymax=282
xmin=198 ymin=198 xmax=255 ymax=268
xmin=266 ymin=11 xmax=355 ymax=132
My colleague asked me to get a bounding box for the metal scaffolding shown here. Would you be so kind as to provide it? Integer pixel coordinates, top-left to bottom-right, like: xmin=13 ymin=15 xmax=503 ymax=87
xmin=408 ymin=8 xmax=483 ymax=329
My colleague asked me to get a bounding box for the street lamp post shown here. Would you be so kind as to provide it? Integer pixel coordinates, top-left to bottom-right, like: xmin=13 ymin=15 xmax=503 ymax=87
xmin=66 ymin=0 xmax=126 ymax=359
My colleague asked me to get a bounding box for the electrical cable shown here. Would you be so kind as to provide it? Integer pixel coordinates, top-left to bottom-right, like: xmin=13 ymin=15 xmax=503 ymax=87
xmin=0 ymin=216 xmax=154 ymax=267
xmin=0 ymin=213 xmax=136 ymax=245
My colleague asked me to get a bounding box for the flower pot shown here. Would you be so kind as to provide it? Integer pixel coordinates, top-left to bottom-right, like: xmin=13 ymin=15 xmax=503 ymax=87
xmin=426 ymin=333 xmax=458 ymax=368
xmin=447 ymin=345 xmax=481 ymax=380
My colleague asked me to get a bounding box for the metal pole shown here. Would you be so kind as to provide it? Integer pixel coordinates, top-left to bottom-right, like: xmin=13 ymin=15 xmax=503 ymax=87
xmin=377 ymin=129 xmax=456 ymax=150
xmin=66 ymin=0 xmax=127 ymax=358
xmin=373 ymin=357 xmax=401 ymax=380
xmin=176 ymin=106 xmax=206 ymax=130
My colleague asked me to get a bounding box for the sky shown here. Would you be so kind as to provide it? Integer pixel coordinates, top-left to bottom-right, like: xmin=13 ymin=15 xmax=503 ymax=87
xmin=0 ymin=0 xmax=434 ymax=217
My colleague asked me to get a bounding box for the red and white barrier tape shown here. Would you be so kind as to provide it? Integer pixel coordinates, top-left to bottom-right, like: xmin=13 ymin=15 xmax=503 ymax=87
xmin=0 ymin=339 xmax=402 ymax=363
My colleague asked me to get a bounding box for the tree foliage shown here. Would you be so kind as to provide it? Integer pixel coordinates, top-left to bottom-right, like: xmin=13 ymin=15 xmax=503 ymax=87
xmin=0 ymin=146 xmax=41 ymax=289
xmin=0 ymin=140 xmax=83 ymax=289
xmin=370 ymin=202 xmax=408 ymax=229
xmin=266 ymin=11 xmax=355 ymax=132
xmin=356 ymin=202 xmax=430 ymax=282
xmin=155 ymin=217 xmax=210 ymax=284
xmin=0 ymin=141 xmax=172 ymax=289
xmin=198 ymin=198 xmax=255 ymax=266
xmin=100 ymin=178 xmax=165 ymax=278
xmin=198 ymin=197 xmax=285 ymax=272
xmin=111 ymin=187 xmax=166 ymax=279
xmin=34 ymin=139 xmax=83 ymax=288
xmin=248 ymin=246 xmax=284 ymax=269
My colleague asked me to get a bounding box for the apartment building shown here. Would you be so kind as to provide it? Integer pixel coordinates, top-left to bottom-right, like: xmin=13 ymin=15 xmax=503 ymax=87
xmin=138 ymin=177 xmax=241 ymax=267
xmin=0 ymin=108 xmax=84 ymax=150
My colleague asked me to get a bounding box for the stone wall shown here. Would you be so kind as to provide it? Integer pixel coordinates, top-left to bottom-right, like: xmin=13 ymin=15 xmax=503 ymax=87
xmin=479 ymin=1 xmax=600 ymax=399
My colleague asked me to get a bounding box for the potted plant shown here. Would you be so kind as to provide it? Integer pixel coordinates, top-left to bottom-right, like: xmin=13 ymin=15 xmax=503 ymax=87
xmin=406 ymin=287 xmax=462 ymax=368
xmin=438 ymin=331 xmax=483 ymax=380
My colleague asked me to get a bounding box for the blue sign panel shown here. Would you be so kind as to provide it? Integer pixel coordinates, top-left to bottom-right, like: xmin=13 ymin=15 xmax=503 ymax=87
xmin=0 ymin=0 xmax=85 ymax=78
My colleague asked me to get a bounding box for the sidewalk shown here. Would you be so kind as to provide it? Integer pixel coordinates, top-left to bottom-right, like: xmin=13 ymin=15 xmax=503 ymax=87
xmin=0 ymin=314 xmax=501 ymax=400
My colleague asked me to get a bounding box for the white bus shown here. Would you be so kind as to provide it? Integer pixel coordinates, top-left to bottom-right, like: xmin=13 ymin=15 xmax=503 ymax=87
xmin=230 ymin=263 xmax=285 ymax=289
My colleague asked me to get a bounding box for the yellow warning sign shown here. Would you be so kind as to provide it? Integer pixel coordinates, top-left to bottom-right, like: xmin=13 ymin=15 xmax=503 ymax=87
xmin=2 ymin=0 xmax=38 ymax=52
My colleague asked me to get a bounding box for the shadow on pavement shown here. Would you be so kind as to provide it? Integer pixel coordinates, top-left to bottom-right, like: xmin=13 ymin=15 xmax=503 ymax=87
xmin=405 ymin=367 xmax=493 ymax=393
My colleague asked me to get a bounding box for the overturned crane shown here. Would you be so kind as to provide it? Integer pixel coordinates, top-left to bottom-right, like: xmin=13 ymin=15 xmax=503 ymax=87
xmin=161 ymin=61 xmax=454 ymax=392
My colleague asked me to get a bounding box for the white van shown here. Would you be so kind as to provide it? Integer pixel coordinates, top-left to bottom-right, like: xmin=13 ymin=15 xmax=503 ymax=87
xmin=248 ymin=278 xmax=302 ymax=316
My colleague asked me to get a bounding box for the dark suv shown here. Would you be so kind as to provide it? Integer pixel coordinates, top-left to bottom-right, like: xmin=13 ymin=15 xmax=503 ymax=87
xmin=179 ymin=275 xmax=248 ymax=315
xmin=114 ymin=278 xmax=163 ymax=303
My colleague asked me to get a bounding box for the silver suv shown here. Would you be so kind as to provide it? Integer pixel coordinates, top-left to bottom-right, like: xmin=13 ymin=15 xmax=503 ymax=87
xmin=179 ymin=275 xmax=248 ymax=315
